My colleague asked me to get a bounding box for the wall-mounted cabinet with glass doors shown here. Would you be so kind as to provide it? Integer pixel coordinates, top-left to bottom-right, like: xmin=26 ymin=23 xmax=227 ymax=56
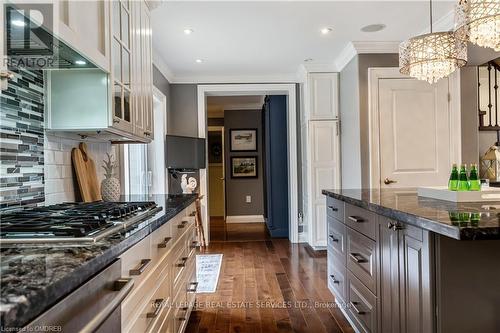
xmin=46 ymin=0 xmax=154 ymax=143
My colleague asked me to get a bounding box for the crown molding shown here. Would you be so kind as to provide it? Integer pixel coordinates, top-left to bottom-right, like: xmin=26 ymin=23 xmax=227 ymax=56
xmin=152 ymin=48 xmax=175 ymax=83
xmin=170 ymin=73 xmax=299 ymax=84
xmin=334 ymin=41 xmax=401 ymax=72
xmin=302 ymin=63 xmax=338 ymax=73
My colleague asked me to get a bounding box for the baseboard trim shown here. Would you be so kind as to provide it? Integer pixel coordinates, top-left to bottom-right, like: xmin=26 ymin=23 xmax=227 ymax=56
xmin=226 ymin=215 xmax=265 ymax=223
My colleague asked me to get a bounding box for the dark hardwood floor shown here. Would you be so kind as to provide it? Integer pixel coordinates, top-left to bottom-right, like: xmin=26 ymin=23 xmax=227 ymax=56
xmin=186 ymin=239 xmax=354 ymax=333
xmin=209 ymin=217 xmax=271 ymax=242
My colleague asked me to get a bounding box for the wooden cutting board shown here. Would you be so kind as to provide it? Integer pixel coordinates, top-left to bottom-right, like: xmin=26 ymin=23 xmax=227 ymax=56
xmin=72 ymin=142 xmax=102 ymax=202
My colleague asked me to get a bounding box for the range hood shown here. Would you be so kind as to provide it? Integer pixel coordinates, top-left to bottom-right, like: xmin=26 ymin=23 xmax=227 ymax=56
xmin=4 ymin=4 xmax=97 ymax=70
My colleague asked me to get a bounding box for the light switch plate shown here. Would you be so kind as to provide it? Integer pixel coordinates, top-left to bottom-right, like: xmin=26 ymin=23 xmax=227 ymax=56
xmin=246 ymin=195 xmax=251 ymax=203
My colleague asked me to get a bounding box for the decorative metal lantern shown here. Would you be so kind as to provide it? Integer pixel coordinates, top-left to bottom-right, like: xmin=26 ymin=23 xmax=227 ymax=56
xmin=481 ymin=145 xmax=500 ymax=181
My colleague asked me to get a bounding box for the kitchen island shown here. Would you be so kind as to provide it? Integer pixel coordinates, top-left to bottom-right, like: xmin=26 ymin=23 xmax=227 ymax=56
xmin=322 ymin=188 xmax=500 ymax=333
xmin=0 ymin=194 xmax=198 ymax=331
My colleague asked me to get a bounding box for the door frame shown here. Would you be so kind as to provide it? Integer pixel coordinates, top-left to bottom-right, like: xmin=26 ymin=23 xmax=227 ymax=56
xmin=152 ymin=86 xmax=168 ymax=194
xmin=198 ymin=84 xmax=298 ymax=244
xmin=207 ymin=125 xmax=226 ymax=220
xmin=368 ymin=67 xmax=462 ymax=189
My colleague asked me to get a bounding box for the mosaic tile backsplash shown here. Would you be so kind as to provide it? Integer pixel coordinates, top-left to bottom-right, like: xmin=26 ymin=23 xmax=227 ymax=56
xmin=0 ymin=69 xmax=45 ymax=209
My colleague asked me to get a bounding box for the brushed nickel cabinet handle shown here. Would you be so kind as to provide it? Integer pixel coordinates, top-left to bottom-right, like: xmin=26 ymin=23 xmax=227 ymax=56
xmin=349 ymin=253 xmax=367 ymax=263
xmin=384 ymin=177 xmax=397 ymax=185
xmin=178 ymin=220 xmax=188 ymax=229
xmin=147 ymin=298 xmax=164 ymax=318
xmin=350 ymin=301 xmax=366 ymax=315
xmin=328 ymin=235 xmax=339 ymax=242
xmin=113 ymin=119 xmax=120 ymax=124
xmin=176 ymin=257 xmax=188 ymax=267
xmin=328 ymin=206 xmax=338 ymax=212
xmin=187 ymin=281 xmax=199 ymax=293
xmin=348 ymin=216 xmax=364 ymax=223
xmin=387 ymin=221 xmax=395 ymax=229
xmin=190 ymin=240 xmax=199 ymax=249
xmin=329 ymin=275 xmax=340 ymax=284
xmin=158 ymin=237 xmax=172 ymax=248
xmin=129 ymin=259 xmax=151 ymax=275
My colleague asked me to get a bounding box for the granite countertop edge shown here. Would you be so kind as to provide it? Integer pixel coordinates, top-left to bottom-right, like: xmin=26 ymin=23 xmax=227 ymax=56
xmin=0 ymin=194 xmax=197 ymax=329
xmin=322 ymin=189 xmax=499 ymax=241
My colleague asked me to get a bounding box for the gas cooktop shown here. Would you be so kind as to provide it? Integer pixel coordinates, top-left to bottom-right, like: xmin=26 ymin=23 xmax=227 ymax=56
xmin=0 ymin=201 xmax=162 ymax=244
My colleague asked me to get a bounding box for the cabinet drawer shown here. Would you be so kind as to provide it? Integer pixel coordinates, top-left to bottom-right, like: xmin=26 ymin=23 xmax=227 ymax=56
xmin=186 ymin=225 xmax=198 ymax=259
xmin=326 ymin=196 xmax=344 ymax=221
xmin=186 ymin=257 xmax=197 ymax=307
xmin=150 ymin=220 xmax=173 ymax=263
xmin=173 ymin=286 xmax=188 ymax=333
xmin=120 ymin=234 xmax=153 ymax=289
xmin=172 ymin=236 xmax=189 ymax=292
xmin=328 ymin=217 xmax=347 ymax=265
xmin=126 ymin=267 xmax=171 ymax=333
xmin=347 ymin=271 xmax=377 ymax=333
xmin=328 ymin=261 xmax=346 ymax=303
xmin=345 ymin=203 xmax=377 ymax=240
xmin=347 ymin=228 xmax=377 ymax=295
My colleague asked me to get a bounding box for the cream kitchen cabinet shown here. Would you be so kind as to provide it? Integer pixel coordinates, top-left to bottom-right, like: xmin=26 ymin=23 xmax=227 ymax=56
xmin=121 ymin=203 xmax=198 ymax=333
xmin=309 ymin=73 xmax=339 ymax=120
xmin=46 ymin=0 xmax=154 ymax=143
xmin=301 ymin=71 xmax=340 ymax=249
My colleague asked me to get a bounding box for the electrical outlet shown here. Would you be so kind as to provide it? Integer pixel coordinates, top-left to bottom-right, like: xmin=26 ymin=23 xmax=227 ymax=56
xmin=246 ymin=195 xmax=251 ymax=203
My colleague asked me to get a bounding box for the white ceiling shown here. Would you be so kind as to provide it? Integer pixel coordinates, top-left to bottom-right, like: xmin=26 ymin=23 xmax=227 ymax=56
xmin=151 ymin=1 xmax=455 ymax=82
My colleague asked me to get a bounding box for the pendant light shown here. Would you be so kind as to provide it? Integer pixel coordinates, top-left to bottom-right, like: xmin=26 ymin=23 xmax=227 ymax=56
xmin=399 ymin=0 xmax=467 ymax=84
xmin=455 ymin=0 xmax=500 ymax=51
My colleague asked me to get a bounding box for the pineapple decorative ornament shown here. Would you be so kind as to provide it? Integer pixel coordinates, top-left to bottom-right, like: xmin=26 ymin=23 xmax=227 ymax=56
xmin=101 ymin=153 xmax=121 ymax=202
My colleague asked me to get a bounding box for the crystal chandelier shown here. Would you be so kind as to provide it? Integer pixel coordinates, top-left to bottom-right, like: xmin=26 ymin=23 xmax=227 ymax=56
xmin=455 ymin=0 xmax=500 ymax=51
xmin=399 ymin=0 xmax=467 ymax=84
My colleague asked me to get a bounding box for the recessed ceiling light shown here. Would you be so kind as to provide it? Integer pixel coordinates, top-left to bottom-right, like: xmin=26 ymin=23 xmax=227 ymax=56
xmin=11 ymin=19 xmax=26 ymax=27
xmin=184 ymin=28 xmax=194 ymax=35
xmin=304 ymin=58 xmax=313 ymax=62
xmin=320 ymin=27 xmax=333 ymax=35
xmin=361 ymin=24 xmax=386 ymax=33
xmin=74 ymin=60 xmax=87 ymax=65
xmin=195 ymin=59 xmax=203 ymax=63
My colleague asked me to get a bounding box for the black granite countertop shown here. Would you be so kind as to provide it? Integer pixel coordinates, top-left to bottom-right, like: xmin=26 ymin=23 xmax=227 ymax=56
xmin=0 ymin=194 xmax=197 ymax=330
xmin=322 ymin=188 xmax=500 ymax=240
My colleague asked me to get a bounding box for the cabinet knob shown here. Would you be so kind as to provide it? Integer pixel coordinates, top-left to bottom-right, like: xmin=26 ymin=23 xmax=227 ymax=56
xmin=329 ymin=274 xmax=340 ymax=284
xmin=328 ymin=206 xmax=338 ymax=212
xmin=328 ymin=235 xmax=339 ymax=242
xmin=387 ymin=221 xmax=395 ymax=229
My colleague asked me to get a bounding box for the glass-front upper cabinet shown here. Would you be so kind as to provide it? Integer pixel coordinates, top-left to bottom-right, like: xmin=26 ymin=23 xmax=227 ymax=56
xmin=111 ymin=0 xmax=133 ymax=132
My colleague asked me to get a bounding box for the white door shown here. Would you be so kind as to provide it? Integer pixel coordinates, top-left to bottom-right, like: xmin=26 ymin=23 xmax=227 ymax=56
xmin=378 ymin=78 xmax=450 ymax=188
xmin=308 ymin=120 xmax=341 ymax=248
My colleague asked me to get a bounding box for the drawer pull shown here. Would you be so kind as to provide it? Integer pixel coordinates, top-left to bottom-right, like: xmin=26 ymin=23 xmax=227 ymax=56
xmin=187 ymin=281 xmax=199 ymax=293
xmin=349 ymin=253 xmax=367 ymax=263
xmin=189 ymin=211 xmax=196 ymax=217
xmin=329 ymin=275 xmax=340 ymax=284
xmin=158 ymin=237 xmax=172 ymax=248
xmin=190 ymin=240 xmax=199 ymax=249
xmin=328 ymin=235 xmax=339 ymax=242
xmin=129 ymin=259 xmax=151 ymax=275
xmin=328 ymin=206 xmax=338 ymax=212
xmin=147 ymin=298 xmax=164 ymax=318
xmin=178 ymin=306 xmax=189 ymax=321
xmin=178 ymin=220 xmax=188 ymax=229
xmin=350 ymin=301 xmax=366 ymax=315
xmin=348 ymin=216 xmax=364 ymax=223
xmin=176 ymin=257 xmax=188 ymax=267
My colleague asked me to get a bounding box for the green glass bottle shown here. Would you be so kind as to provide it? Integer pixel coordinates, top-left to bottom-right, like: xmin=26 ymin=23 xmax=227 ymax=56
xmin=448 ymin=164 xmax=459 ymax=191
xmin=457 ymin=164 xmax=470 ymax=191
xmin=469 ymin=163 xmax=481 ymax=191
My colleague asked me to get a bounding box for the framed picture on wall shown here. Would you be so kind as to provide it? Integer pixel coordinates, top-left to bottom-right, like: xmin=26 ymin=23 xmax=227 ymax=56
xmin=231 ymin=156 xmax=258 ymax=178
xmin=230 ymin=129 xmax=257 ymax=152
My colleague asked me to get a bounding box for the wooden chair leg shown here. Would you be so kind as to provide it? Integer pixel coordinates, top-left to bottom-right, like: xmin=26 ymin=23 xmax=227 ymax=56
xmin=195 ymin=196 xmax=206 ymax=250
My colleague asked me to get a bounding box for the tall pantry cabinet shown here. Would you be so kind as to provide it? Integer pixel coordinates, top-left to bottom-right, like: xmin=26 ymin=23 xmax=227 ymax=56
xmin=302 ymin=72 xmax=341 ymax=249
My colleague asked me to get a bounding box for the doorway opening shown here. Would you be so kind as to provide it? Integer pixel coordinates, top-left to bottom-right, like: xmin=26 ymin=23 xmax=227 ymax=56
xmin=207 ymin=96 xmax=270 ymax=241
xmin=198 ymin=84 xmax=298 ymax=245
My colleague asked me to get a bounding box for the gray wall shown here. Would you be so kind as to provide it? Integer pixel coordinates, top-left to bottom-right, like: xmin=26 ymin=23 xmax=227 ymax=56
xmin=169 ymin=84 xmax=198 ymax=137
xmin=339 ymin=54 xmax=399 ymax=188
xmin=224 ymin=110 xmax=264 ymax=216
